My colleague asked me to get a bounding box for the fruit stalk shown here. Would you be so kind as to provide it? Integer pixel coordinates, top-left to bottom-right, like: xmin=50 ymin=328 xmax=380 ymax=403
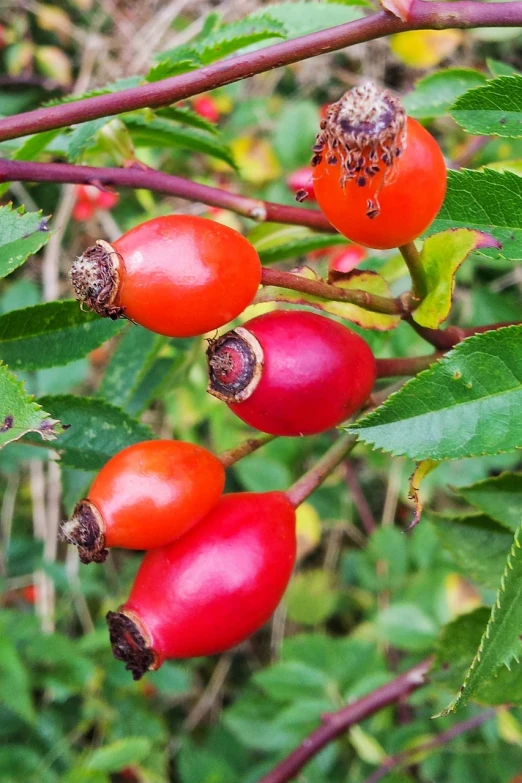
xmin=375 ymin=353 xmax=440 ymax=377
xmin=219 ymin=434 xmax=276 ymax=468
xmin=399 ymin=242 xmax=428 ymax=301
xmin=261 ymin=267 xmax=406 ymax=316
xmin=286 ymin=433 xmax=358 ymax=507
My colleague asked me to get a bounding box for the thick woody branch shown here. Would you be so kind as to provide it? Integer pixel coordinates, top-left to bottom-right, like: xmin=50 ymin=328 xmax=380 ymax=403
xmin=257 ymin=658 xmax=432 ymax=783
xmin=261 ymin=268 xmax=407 ymax=316
xmin=0 ymin=159 xmax=333 ymax=231
xmin=1 ymin=2 xmax=522 ymax=142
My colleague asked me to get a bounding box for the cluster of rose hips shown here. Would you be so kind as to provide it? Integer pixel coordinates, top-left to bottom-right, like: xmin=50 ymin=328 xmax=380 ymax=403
xmin=65 ymin=83 xmax=446 ymax=679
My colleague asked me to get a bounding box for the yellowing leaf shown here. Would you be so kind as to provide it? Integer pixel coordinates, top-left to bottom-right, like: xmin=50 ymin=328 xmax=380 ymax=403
xmin=325 ymin=269 xmax=400 ymax=331
xmin=445 ymin=573 xmax=481 ymax=620
xmin=229 ymin=137 xmax=281 ymax=183
xmin=35 ymin=46 xmax=72 ymax=86
xmin=498 ymin=708 xmax=522 ymax=746
xmin=413 ymin=229 xmax=501 ymax=329
xmin=409 ymin=459 xmax=440 ymax=529
xmin=391 ymin=30 xmax=463 ymax=69
xmin=295 ymin=502 xmax=321 ymax=560
xmin=35 ymin=4 xmax=72 ymax=44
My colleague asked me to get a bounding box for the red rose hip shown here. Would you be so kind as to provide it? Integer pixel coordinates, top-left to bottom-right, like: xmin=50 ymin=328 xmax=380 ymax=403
xmin=70 ymin=214 xmax=261 ymax=337
xmin=60 ymin=440 xmax=225 ymax=563
xmin=206 ymin=310 xmax=376 ymax=436
xmin=312 ymin=82 xmax=447 ymax=250
xmin=106 ymin=491 xmax=296 ymax=678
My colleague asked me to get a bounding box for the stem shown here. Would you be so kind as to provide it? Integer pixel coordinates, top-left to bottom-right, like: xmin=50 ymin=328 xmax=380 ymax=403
xmin=0 ymin=159 xmax=333 ymax=231
xmin=375 ymin=353 xmax=440 ymax=378
xmin=1 ymin=2 xmax=522 ymax=142
xmin=257 ymin=658 xmax=432 ymax=783
xmin=219 ymin=434 xmax=276 ymax=468
xmin=399 ymin=242 xmax=426 ymax=302
xmin=344 ymin=461 xmax=377 ymax=535
xmin=261 ymin=267 xmax=406 ymax=316
xmin=286 ymin=434 xmax=357 ymax=507
xmin=362 ymin=709 xmax=496 ymax=783
xmin=407 ymin=317 xmax=522 ymax=350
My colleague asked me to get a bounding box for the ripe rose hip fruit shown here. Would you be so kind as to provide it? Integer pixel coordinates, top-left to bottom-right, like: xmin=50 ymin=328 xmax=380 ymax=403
xmin=312 ymin=82 xmax=447 ymax=250
xmin=328 ymin=244 xmax=367 ymax=275
xmin=106 ymin=491 xmax=296 ymax=678
xmin=206 ymin=310 xmax=376 ymax=436
xmin=70 ymin=215 xmax=261 ymax=337
xmin=60 ymin=440 xmax=225 ymax=563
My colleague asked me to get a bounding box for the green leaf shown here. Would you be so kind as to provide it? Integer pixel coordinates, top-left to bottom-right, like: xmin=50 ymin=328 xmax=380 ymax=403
xmin=0 ymin=301 xmax=125 ymax=370
xmin=286 ymin=570 xmax=339 ymax=625
xmin=451 ymin=75 xmax=522 ymax=137
xmin=413 ymin=229 xmax=501 ymax=329
xmin=37 ymin=395 xmax=153 ymax=470
xmin=0 ymin=364 xmax=61 ymax=450
xmin=248 ymin=223 xmax=346 ymax=264
xmin=440 ymin=522 xmax=522 ymax=714
xmin=86 ymin=738 xmax=152 ymax=773
xmin=487 ymin=58 xmax=521 ymax=77
xmin=430 ymin=512 xmax=514 ymax=589
xmin=68 ymin=117 xmax=114 ymax=161
xmin=251 ymin=1 xmax=365 ymax=38
xmin=376 ymin=603 xmax=437 ymax=651
xmin=273 ymin=101 xmax=319 ymax=168
xmin=123 ymin=114 xmax=236 ymax=167
xmin=403 ymin=68 xmax=487 ymax=119
xmin=456 ymin=473 xmax=522 ymax=532
xmin=348 ymin=326 xmax=522 ymax=461
xmin=97 ymin=325 xmax=165 ymax=410
xmin=0 ymin=636 xmax=35 ymax=723
xmin=156 ymin=106 xmax=219 ymax=134
xmin=150 ymin=14 xmax=287 ymax=80
xmin=253 ymin=660 xmax=330 ymax=701
xmin=431 ymin=169 xmax=522 ymax=260
xmin=434 ymin=608 xmax=522 ymax=707
xmin=0 ymin=204 xmax=51 ymax=280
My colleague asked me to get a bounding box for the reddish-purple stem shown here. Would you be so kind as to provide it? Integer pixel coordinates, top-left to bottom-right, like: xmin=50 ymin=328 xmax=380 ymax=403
xmin=362 ymin=709 xmax=496 ymax=783
xmin=0 ymin=2 xmax=522 ymax=141
xmin=375 ymin=353 xmax=441 ymax=377
xmin=257 ymin=658 xmax=432 ymax=783
xmin=0 ymin=159 xmax=332 ymax=231
xmin=407 ymin=318 xmax=522 ymax=350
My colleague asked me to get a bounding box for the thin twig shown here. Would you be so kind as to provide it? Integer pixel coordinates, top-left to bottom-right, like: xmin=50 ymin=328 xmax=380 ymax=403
xmin=375 ymin=353 xmax=441 ymax=378
xmin=257 ymin=658 xmax=432 ymax=783
xmin=362 ymin=709 xmax=497 ymax=783
xmin=399 ymin=242 xmax=426 ymax=301
xmin=261 ymin=267 xmax=406 ymax=316
xmin=183 ymin=655 xmax=232 ymax=731
xmin=219 ymin=434 xmax=276 ymax=469
xmin=0 ymin=159 xmax=332 ymax=231
xmin=345 ymin=461 xmax=377 ymax=535
xmin=286 ymin=434 xmax=358 ymax=507
xmin=1 ymin=2 xmax=522 ymax=141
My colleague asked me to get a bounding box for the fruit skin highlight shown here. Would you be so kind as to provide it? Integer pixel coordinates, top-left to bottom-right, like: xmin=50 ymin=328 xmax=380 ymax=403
xmin=311 ymin=83 xmax=447 ymax=250
xmin=207 ymin=310 xmax=376 ymax=437
xmin=60 ymin=440 xmax=225 ymax=563
xmin=106 ymin=491 xmax=297 ymax=679
xmin=70 ymin=214 xmax=262 ymax=338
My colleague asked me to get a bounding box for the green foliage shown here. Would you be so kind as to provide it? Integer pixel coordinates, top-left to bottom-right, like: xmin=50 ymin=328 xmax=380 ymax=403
xmin=349 ymin=327 xmax=522 ymax=460
xmin=248 ymin=223 xmax=346 ymax=263
xmin=0 ymin=363 xmax=62 ymax=449
xmin=455 ymin=472 xmax=522 ymax=531
xmin=0 ymin=204 xmax=51 ymax=279
xmin=451 ymin=74 xmax=522 ymax=137
xmin=403 ymin=68 xmax=487 ymax=119
xmin=0 ymin=301 xmax=124 ymax=370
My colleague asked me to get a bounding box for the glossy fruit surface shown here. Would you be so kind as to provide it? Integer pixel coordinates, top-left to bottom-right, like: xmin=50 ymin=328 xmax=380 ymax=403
xmin=312 ymin=84 xmax=446 ymax=250
xmin=207 ymin=310 xmax=376 ymax=436
xmin=107 ymin=491 xmax=296 ymax=677
xmin=61 ymin=440 xmax=225 ymax=563
xmin=71 ymin=215 xmax=261 ymax=338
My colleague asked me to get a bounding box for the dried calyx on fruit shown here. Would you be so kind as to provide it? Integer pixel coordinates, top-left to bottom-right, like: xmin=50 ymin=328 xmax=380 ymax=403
xmin=207 ymin=310 xmax=376 ymax=437
xmin=312 ymin=82 xmax=447 ymax=250
xmin=313 ymin=81 xmax=406 ymax=219
xmin=70 ymin=215 xmax=262 ymax=338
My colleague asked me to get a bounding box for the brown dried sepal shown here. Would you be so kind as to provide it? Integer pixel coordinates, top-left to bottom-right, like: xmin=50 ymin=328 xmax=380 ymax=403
xmin=106 ymin=609 xmax=158 ymax=681
xmin=60 ymin=499 xmax=108 ymax=564
xmin=206 ymin=326 xmax=264 ymax=403
xmin=311 ymin=82 xmax=407 ymax=218
xmin=70 ymin=239 xmax=125 ymax=320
